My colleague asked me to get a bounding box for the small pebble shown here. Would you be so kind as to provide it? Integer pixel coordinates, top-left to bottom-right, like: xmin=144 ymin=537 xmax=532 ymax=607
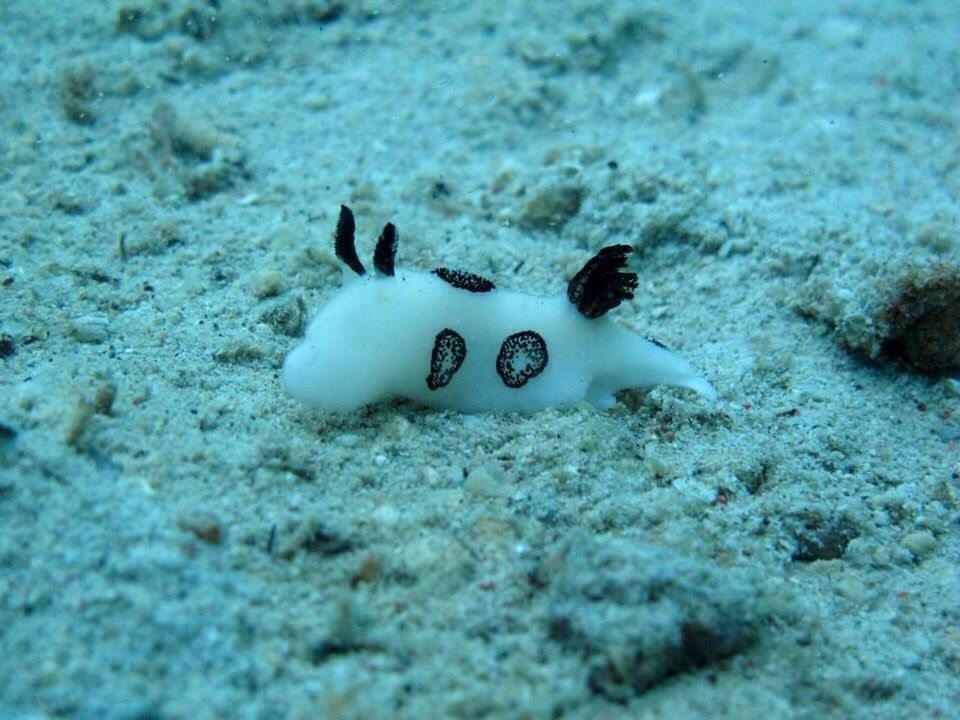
xmin=63 ymin=399 xmax=94 ymax=446
xmin=71 ymin=314 xmax=110 ymax=343
xmin=944 ymin=378 xmax=960 ymax=398
xmin=93 ymin=381 xmax=117 ymax=415
xmin=901 ymin=530 xmax=937 ymax=561
xmin=0 ymin=332 xmax=16 ymax=358
xmin=350 ymin=554 xmax=382 ymax=587
xmin=177 ymin=509 xmax=224 ymax=544
xmin=464 ymin=463 xmax=505 ymax=497
xmin=518 ymin=185 xmax=584 ymax=231
xmin=643 ymin=442 xmax=672 ymax=478
xmin=381 ymin=415 xmax=412 ymax=440
xmin=251 ymin=269 xmax=282 ymax=299
xmin=0 ymin=421 xmax=17 ymax=442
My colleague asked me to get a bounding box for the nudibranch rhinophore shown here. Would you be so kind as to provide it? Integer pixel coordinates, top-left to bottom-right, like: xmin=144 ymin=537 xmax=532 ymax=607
xmin=282 ymin=205 xmax=716 ymax=413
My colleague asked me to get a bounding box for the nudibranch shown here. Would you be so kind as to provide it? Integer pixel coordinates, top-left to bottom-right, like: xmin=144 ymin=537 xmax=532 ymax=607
xmin=282 ymin=205 xmax=716 ymax=413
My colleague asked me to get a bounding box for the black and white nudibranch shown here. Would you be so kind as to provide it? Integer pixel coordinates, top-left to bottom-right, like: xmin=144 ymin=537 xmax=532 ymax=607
xmin=282 ymin=205 xmax=716 ymax=412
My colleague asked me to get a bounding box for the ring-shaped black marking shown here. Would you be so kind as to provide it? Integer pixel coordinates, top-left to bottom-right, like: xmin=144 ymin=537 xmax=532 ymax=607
xmin=496 ymin=330 xmax=548 ymax=388
xmin=426 ymin=328 xmax=467 ymax=390
xmin=432 ymin=267 xmax=495 ymax=293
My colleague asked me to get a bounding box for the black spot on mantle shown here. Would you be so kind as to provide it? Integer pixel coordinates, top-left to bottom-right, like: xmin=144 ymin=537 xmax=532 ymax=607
xmin=432 ymin=267 xmax=495 ymax=293
xmin=496 ymin=330 xmax=548 ymax=388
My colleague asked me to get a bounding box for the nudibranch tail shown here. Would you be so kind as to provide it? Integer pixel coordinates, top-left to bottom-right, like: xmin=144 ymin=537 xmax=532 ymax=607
xmin=623 ymin=337 xmax=718 ymax=401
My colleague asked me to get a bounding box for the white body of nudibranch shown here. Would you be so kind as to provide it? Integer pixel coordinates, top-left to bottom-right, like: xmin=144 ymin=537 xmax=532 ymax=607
xmin=282 ymin=206 xmax=716 ymax=413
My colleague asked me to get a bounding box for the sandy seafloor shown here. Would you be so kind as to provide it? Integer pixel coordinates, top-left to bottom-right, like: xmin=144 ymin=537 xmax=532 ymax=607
xmin=1 ymin=0 xmax=959 ymax=718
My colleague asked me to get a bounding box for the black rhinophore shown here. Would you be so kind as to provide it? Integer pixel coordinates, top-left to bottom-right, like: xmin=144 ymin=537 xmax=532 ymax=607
xmin=334 ymin=204 xmax=366 ymax=276
xmin=374 ymin=222 xmax=398 ymax=277
xmin=567 ymin=244 xmax=638 ymax=319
